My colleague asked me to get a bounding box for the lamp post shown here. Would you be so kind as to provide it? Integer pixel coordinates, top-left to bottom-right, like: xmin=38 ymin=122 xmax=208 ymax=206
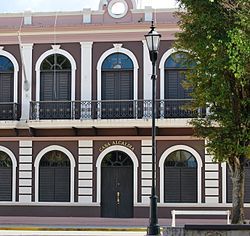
xmin=145 ymin=21 xmax=161 ymax=235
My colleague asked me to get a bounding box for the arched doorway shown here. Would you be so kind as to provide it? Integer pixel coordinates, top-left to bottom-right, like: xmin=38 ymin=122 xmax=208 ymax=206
xmin=0 ymin=151 xmax=12 ymax=201
xmin=101 ymin=53 xmax=134 ymax=119
xmin=164 ymin=150 xmax=197 ymax=202
xmin=101 ymin=151 xmax=133 ymax=218
xmin=39 ymin=150 xmax=70 ymax=202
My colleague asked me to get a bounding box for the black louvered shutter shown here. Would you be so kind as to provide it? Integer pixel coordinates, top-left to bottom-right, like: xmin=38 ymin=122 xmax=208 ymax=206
xmin=39 ymin=167 xmax=70 ymax=202
xmin=102 ymin=72 xmax=116 ymax=100
xmin=57 ymin=72 xmax=71 ymax=100
xmin=245 ymin=167 xmax=250 ymax=203
xmin=39 ymin=167 xmax=55 ymax=201
xmin=181 ymin=167 xmax=197 ymax=202
xmin=227 ymin=167 xmax=250 ymax=203
xmin=0 ymin=73 xmax=13 ymax=102
xmin=164 ymin=167 xmax=181 ymax=202
xmin=40 ymin=72 xmax=54 ymax=101
xmin=165 ymin=71 xmax=179 ymax=99
xmin=0 ymin=167 xmax=12 ymax=201
xmin=54 ymin=167 xmax=70 ymax=202
xmin=119 ymin=71 xmax=133 ymax=100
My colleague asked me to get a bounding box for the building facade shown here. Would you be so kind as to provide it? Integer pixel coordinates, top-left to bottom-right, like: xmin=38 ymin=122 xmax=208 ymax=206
xmin=0 ymin=0 xmax=249 ymax=218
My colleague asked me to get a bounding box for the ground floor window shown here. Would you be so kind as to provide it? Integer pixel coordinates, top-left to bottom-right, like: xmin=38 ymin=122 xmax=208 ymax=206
xmin=39 ymin=150 xmax=70 ymax=202
xmin=0 ymin=151 xmax=12 ymax=201
xmin=227 ymin=159 xmax=250 ymax=203
xmin=164 ymin=150 xmax=197 ymax=203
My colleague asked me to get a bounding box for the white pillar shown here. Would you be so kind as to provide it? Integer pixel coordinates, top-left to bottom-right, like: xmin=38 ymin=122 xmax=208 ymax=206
xmin=142 ymin=40 xmax=152 ymax=100
xmin=20 ymin=43 xmax=33 ymax=120
xmin=80 ymin=42 xmax=93 ymax=101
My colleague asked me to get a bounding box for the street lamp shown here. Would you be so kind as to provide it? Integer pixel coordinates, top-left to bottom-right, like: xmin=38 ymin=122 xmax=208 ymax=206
xmin=145 ymin=21 xmax=161 ymax=235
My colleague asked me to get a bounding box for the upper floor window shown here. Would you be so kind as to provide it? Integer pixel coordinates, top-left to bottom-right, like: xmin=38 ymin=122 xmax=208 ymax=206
xmin=164 ymin=52 xmax=195 ymax=118
xmin=101 ymin=53 xmax=134 ymax=119
xmin=0 ymin=56 xmax=14 ymax=103
xmin=39 ymin=54 xmax=71 ymax=119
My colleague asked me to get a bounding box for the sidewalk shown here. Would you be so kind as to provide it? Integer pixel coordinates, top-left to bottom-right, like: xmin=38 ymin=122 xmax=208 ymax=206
xmin=0 ymin=216 xmax=228 ymax=230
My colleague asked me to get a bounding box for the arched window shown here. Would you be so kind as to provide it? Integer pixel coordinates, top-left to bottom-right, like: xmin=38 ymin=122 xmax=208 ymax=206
xmin=101 ymin=53 xmax=134 ymax=119
xmin=0 ymin=151 xmax=12 ymax=201
xmin=164 ymin=150 xmax=197 ymax=203
xmin=39 ymin=150 xmax=70 ymax=202
xmin=0 ymin=56 xmax=15 ymax=120
xmin=39 ymin=54 xmax=71 ymax=119
xmin=227 ymin=159 xmax=250 ymax=203
xmin=164 ymin=52 xmax=194 ymax=118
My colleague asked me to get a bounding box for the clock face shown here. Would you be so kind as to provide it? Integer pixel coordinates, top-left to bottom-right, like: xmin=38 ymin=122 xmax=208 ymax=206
xmin=108 ymin=0 xmax=128 ymax=18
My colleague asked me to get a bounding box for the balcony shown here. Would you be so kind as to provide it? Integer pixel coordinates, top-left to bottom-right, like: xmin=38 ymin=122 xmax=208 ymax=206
xmin=30 ymin=99 xmax=205 ymax=120
xmin=0 ymin=103 xmax=19 ymax=120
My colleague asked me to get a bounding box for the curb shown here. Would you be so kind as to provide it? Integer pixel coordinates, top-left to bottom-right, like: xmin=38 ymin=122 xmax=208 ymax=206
xmin=0 ymin=227 xmax=148 ymax=232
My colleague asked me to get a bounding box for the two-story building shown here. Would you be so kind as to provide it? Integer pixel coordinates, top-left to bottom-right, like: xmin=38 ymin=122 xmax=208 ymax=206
xmin=0 ymin=0 xmax=249 ymax=218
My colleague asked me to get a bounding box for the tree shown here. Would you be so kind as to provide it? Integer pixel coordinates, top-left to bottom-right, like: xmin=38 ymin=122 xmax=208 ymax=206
xmin=174 ymin=0 xmax=250 ymax=224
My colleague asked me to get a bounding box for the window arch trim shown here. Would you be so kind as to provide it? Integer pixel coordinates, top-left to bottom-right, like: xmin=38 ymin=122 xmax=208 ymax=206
xmin=35 ymin=47 xmax=76 ymax=102
xmin=159 ymin=145 xmax=203 ymax=204
xmin=97 ymin=45 xmax=139 ymax=101
xmin=34 ymin=145 xmax=75 ymax=203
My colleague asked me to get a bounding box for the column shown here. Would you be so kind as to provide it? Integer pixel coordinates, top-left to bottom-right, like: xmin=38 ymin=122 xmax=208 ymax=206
xmin=20 ymin=43 xmax=33 ymax=120
xmin=141 ymin=140 xmax=152 ymax=203
xmin=78 ymin=140 xmax=93 ymax=203
xmin=19 ymin=140 xmax=33 ymax=202
xmin=204 ymin=142 xmax=219 ymax=203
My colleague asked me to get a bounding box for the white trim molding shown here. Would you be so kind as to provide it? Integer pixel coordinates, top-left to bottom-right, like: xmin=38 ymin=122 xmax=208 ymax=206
xmin=96 ymin=44 xmax=139 ymax=101
xmin=0 ymin=47 xmax=19 ymax=103
xmin=34 ymin=145 xmax=76 ymax=203
xmin=35 ymin=46 xmax=77 ymax=101
xmin=96 ymin=145 xmax=139 ymax=204
xmin=159 ymin=145 xmax=203 ymax=204
xmin=221 ymin=162 xmax=227 ymax=204
xmin=0 ymin=145 xmax=17 ymax=202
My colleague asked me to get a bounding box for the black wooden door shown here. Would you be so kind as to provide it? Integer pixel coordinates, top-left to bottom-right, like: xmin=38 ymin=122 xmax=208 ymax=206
xmin=101 ymin=166 xmax=133 ymax=218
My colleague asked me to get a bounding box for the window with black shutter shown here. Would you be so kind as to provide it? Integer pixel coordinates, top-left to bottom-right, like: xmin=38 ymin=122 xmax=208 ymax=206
xmin=40 ymin=54 xmax=71 ymax=119
xmin=164 ymin=52 xmax=193 ymax=118
xmin=39 ymin=150 xmax=70 ymax=202
xmin=0 ymin=151 xmax=12 ymax=201
xmin=101 ymin=53 xmax=134 ymax=118
xmin=226 ymin=159 xmax=250 ymax=203
xmin=164 ymin=150 xmax=197 ymax=203
xmin=0 ymin=56 xmax=14 ymax=120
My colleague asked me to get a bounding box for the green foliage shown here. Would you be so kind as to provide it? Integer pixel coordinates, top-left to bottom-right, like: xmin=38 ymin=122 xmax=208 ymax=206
xmin=175 ymin=0 xmax=250 ymax=163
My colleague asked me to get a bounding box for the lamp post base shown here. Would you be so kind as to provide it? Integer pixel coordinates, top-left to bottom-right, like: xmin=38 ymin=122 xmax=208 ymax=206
xmin=146 ymin=195 xmax=161 ymax=235
xmin=147 ymin=225 xmax=161 ymax=236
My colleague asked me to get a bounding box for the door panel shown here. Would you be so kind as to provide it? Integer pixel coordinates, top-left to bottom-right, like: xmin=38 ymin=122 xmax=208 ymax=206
xmin=101 ymin=166 xmax=133 ymax=218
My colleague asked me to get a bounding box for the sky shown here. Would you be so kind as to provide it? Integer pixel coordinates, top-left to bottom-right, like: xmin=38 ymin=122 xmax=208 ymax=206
xmin=0 ymin=0 xmax=179 ymax=13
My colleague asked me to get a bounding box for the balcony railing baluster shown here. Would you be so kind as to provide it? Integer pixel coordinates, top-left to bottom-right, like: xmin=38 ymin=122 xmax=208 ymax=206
xmin=29 ymin=99 xmax=205 ymax=120
xmin=0 ymin=102 xmax=19 ymax=120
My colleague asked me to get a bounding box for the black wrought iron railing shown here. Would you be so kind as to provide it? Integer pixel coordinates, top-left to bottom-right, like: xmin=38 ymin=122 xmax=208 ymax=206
xmin=30 ymin=99 xmax=205 ymax=120
xmin=0 ymin=102 xmax=19 ymax=120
